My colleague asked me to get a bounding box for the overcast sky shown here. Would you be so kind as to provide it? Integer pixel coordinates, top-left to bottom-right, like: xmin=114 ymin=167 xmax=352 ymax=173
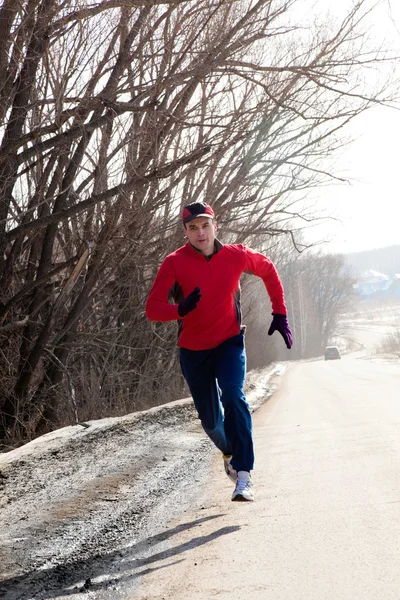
xmin=302 ymin=0 xmax=400 ymax=255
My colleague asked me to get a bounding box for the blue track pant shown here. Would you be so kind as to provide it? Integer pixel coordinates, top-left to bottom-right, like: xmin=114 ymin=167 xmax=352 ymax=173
xmin=179 ymin=332 xmax=254 ymax=472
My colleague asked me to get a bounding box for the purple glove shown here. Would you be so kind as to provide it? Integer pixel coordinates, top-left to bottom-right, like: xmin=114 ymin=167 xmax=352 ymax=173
xmin=268 ymin=313 xmax=293 ymax=349
xmin=178 ymin=287 xmax=202 ymax=317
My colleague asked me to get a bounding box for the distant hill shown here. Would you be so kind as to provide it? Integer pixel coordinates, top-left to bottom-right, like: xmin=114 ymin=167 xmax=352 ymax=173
xmin=344 ymin=245 xmax=400 ymax=277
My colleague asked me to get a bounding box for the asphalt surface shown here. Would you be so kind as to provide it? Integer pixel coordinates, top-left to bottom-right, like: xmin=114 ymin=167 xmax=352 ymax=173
xmin=128 ymin=353 xmax=400 ymax=600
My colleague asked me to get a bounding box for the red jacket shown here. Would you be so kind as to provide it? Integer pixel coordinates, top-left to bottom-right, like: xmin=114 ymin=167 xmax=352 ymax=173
xmin=146 ymin=241 xmax=287 ymax=350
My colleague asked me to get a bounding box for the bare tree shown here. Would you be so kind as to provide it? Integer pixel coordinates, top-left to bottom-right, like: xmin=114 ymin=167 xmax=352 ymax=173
xmin=282 ymin=252 xmax=357 ymax=357
xmin=0 ymin=0 xmax=397 ymax=445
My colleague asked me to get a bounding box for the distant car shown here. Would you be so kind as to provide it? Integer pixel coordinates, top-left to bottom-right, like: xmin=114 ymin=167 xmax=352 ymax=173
xmin=324 ymin=346 xmax=341 ymax=360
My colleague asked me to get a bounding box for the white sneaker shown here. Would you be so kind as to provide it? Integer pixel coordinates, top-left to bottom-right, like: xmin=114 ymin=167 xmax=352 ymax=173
xmin=232 ymin=471 xmax=254 ymax=502
xmin=223 ymin=454 xmax=237 ymax=483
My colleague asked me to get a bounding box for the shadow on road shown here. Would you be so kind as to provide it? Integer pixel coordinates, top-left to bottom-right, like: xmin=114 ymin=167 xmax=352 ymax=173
xmin=0 ymin=513 xmax=240 ymax=599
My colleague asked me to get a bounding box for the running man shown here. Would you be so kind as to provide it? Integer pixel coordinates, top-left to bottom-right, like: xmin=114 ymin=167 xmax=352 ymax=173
xmin=146 ymin=202 xmax=292 ymax=501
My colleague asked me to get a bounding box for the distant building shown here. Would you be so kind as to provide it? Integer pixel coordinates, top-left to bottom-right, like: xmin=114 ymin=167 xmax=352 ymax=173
xmin=355 ymin=270 xmax=400 ymax=298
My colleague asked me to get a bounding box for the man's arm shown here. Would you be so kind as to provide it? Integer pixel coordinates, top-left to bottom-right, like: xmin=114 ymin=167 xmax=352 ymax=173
xmin=242 ymin=246 xmax=292 ymax=348
xmin=242 ymin=246 xmax=287 ymax=314
xmin=145 ymin=257 xmax=181 ymax=322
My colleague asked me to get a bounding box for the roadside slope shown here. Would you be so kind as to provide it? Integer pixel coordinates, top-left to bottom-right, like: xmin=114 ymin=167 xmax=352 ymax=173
xmin=0 ymin=367 xmax=281 ymax=600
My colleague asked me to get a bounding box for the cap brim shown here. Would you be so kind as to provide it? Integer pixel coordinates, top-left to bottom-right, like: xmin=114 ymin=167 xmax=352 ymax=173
xmin=183 ymin=213 xmax=214 ymax=224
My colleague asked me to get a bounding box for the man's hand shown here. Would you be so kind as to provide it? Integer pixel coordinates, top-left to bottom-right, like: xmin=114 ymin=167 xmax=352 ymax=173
xmin=268 ymin=313 xmax=293 ymax=349
xmin=178 ymin=287 xmax=202 ymax=317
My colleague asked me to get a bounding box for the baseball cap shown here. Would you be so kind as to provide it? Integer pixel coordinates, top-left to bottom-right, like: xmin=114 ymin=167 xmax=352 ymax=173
xmin=182 ymin=202 xmax=215 ymax=225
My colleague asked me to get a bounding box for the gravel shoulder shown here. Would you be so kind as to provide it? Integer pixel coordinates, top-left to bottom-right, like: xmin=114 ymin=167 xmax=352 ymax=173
xmin=0 ymin=365 xmax=283 ymax=600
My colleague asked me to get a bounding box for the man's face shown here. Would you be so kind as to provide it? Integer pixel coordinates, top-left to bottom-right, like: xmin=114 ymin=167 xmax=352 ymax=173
xmin=184 ymin=216 xmax=217 ymax=256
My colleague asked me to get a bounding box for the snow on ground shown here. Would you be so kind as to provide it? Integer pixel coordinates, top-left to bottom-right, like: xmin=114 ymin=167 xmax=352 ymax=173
xmin=0 ymin=364 xmax=285 ymax=468
xmin=0 ymin=363 xmax=285 ymax=600
xmin=339 ymin=300 xmax=400 ymax=357
xmin=342 ymin=300 xmax=400 ymax=331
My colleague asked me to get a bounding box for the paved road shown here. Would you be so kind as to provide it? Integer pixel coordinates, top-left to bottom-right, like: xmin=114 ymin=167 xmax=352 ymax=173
xmin=129 ymin=354 xmax=400 ymax=600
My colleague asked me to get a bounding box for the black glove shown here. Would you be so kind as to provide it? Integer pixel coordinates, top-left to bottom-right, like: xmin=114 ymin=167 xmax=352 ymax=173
xmin=178 ymin=287 xmax=202 ymax=317
xmin=268 ymin=313 xmax=293 ymax=349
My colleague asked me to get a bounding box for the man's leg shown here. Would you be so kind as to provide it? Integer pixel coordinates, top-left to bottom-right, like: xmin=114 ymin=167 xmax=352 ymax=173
xmin=214 ymin=332 xmax=254 ymax=473
xmin=180 ymin=347 xmax=232 ymax=456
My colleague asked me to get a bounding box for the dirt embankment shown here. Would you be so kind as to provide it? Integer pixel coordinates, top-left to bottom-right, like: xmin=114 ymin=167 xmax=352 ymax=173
xmin=0 ymin=367 xmax=278 ymax=600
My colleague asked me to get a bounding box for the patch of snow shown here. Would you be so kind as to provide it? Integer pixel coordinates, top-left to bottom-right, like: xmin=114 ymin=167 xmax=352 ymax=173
xmin=0 ymin=364 xmax=286 ymax=468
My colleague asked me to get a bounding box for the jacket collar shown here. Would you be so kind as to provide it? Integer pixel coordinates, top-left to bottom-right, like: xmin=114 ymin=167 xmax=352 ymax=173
xmin=186 ymin=238 xmax=223 ymax=257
